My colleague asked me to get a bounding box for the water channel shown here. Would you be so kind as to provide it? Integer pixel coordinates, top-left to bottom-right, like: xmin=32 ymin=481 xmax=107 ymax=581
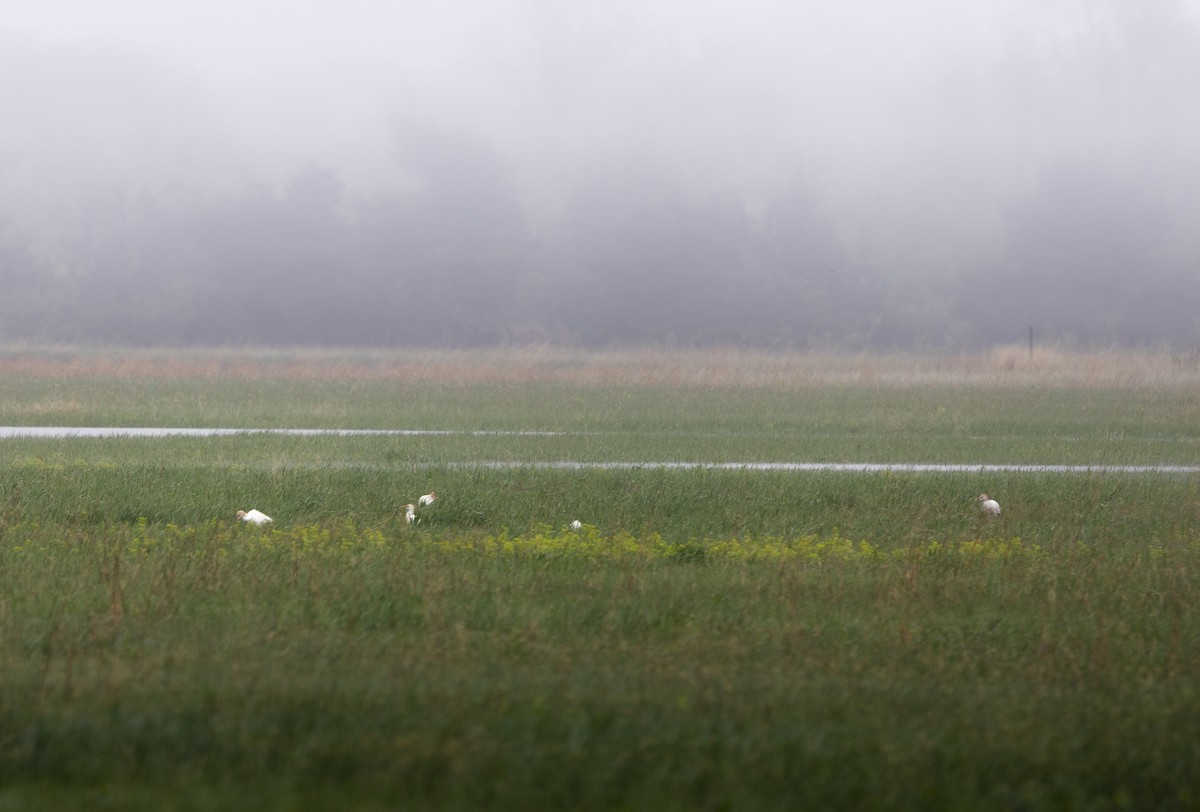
xmin=3 ymin=426 xmax=1197 ymax=475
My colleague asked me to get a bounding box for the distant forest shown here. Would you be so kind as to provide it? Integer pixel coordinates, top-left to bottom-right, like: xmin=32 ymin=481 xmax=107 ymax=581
xmin=2 ymin=128 xmax=1198 ymax=350
xmin=6 ymin=2 xmax=1200 ymax=351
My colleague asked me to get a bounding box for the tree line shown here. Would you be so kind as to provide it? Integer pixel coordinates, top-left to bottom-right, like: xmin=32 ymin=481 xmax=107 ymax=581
xmin=2 ymin=129 xmax=1198 ymax=350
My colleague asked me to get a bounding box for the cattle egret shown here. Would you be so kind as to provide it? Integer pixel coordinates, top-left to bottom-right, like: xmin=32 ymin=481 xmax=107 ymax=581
xmin=570 ymin=519 xmax=583 ymax=530
xmin=404 ymin=504 xmax=417 ymax=524
xmin=237 ymin=509 xmax=273 ymax=525
xmin=976 ymin=494 xmax=1001 ymax=516
xmin=419 ymin=492 xmax=437 ymax=506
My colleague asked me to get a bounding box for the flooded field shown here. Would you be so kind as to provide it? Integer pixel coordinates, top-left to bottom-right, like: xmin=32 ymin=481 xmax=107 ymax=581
xmin=4 ymin=426 xmax=1199 ymax=474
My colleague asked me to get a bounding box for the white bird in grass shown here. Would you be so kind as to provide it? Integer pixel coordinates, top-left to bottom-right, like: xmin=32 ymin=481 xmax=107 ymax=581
xmin=418 ymin=491 xmax=437 ymax=506
xmin=403 ymin=504 xmax=417 ymax=524
xmin=570 ymin=519 xmax=583 ymax=530
xmin=976 ymin=494 xmax=1001 ymax=516
xmin=237 ymin=509 xmax=273 ymax=525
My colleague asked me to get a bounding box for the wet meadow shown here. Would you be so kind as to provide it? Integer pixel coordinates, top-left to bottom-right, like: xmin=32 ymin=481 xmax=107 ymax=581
xmin=2 ymin=345 xmax=1200 ymax=809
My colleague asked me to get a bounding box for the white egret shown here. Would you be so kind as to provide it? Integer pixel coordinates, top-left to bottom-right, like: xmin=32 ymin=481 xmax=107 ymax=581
xmin=404 ymin=504 xmax=417 ymax=524
xmin=570 ymin=519 xmax=583 ymax=530
xmin=237 ymin=509 xmax=273 ymax=525
xmin=419 ymin=492 xmax=437 ymax=506
xmin=976 ymin=494 xmax=1001 ymax=516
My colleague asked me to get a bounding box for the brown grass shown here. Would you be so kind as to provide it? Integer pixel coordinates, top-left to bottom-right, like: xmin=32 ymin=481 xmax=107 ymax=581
xmin=1 ymin=343 xmax=1199 ymax=389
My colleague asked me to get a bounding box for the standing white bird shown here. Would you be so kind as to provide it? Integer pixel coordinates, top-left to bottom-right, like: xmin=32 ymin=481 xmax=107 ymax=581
xmin=570 ymin=519 xmax=583 ymax=530
xmin=418 ymin=492 xmax=437 ymax=506
xmin=403 ymin=504 xmax=417 ymax=524
xmin=976 ymin=494 xmax=1001 ymax=516
xmin=237 ymin=509 xmax=273 ymax=525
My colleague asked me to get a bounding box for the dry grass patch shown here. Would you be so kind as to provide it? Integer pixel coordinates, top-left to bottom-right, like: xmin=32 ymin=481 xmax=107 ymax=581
xmin=1 ymin=343 xmax=1199 ymax=390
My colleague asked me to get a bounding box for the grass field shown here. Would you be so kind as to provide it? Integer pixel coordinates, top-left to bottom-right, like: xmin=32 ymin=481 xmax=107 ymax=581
xmin=2 ymin=345 xmax=1200 ymax=809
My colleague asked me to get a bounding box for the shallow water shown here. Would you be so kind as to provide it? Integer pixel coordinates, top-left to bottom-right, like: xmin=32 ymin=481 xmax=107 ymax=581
xmin=3 ymin=426 xmax=1198 ymax=474
xmin=479 ymin=461 xmax=1200 ymax=474
xmin=0 ymin=426 xmax=557 ymax=438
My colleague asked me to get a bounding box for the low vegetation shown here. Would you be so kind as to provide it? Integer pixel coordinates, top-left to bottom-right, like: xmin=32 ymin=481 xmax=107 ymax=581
xmin=1 ymin=346 xmax=1199 ymax=809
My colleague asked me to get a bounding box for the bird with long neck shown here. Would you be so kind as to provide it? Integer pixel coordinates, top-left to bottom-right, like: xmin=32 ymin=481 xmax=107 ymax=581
xmin=976 ymin=494 xmax=1001 ymax=516
xmin=237 ymin=509 xmax=273 ymax=525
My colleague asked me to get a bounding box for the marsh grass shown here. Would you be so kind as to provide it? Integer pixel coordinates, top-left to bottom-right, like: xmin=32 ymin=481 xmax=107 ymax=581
xmin=4 ymin=382 xmax=1200 ymax=466
xmin=4 ymin=342 xmax=1200 ymax=388
xmin=3 ymin=345 xmax=1200 ymax=808
xmin=4 ymin=345 xmax=1200 ymax=470
xmin=2 ymin=519 xmax=1200 ymax=809
xmin=3 ymin=454 xmax=1199 ymax=544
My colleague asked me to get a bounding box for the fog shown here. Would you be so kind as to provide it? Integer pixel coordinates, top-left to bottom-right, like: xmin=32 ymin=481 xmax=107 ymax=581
xmin=3 ymin=1 xmax=1199 ymax=348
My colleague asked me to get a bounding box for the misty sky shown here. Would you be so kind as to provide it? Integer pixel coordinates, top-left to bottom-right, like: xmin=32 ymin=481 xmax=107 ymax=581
xmin=8 ymin=0 xmax=1199 ymax=195
xmin=5 ymin=1 xmax=1200 ymax=349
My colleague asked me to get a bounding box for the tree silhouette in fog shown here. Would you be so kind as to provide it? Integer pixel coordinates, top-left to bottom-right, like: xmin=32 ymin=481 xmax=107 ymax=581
xmin=0 ymin=216 xmax=53 ymax=339
xmin=370 ymin=125 xmax=529 ymax=345
xmin=968 ymin=161 xmax=1195 ymax=346
xmin=549 ymin=156 xmax=747 ymax=345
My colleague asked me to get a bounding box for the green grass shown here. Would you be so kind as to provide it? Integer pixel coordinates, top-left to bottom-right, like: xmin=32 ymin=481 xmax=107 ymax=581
xmin=2 ymin=521 xmax=1200 ymax=809
xmin=2 ymin=453 xmax=1199 ymax=542
xmin=3 ymin=347 xmax=1200 ymax=809
xmin=4 ymin=382 xmax=1200 ymax=465
xmin=4 ymin=352 xmax=1200 ymax=465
